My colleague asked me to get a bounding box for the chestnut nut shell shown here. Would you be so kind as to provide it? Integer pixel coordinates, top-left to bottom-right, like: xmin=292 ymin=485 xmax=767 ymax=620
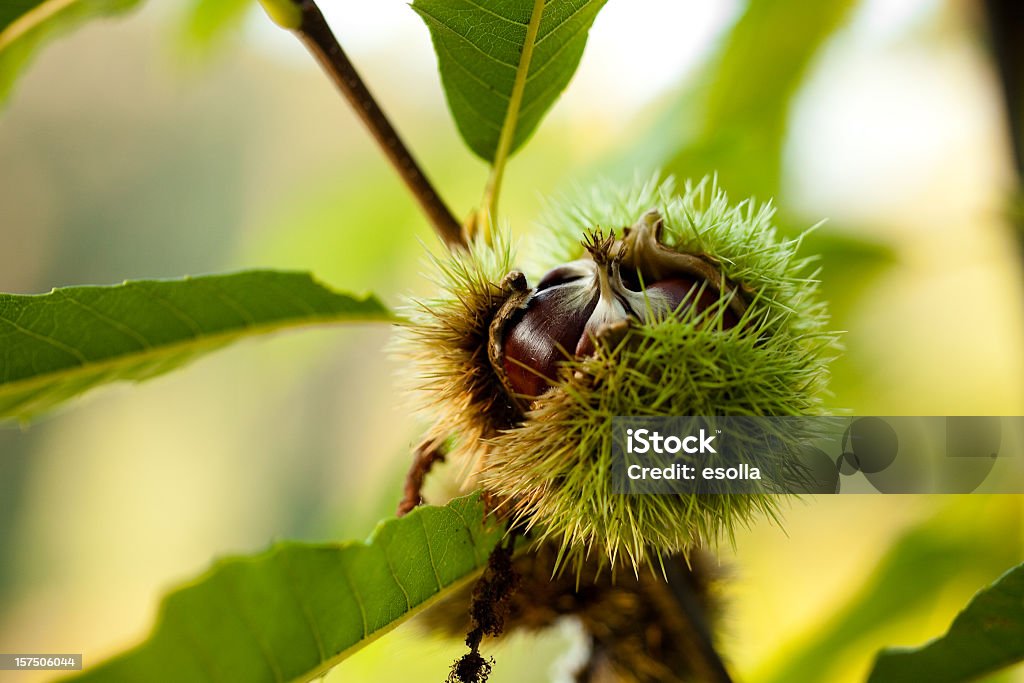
xmin=498 ymin=220 xmax=743 ymax=400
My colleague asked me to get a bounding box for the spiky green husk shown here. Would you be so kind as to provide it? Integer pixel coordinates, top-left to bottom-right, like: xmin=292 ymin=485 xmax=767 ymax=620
xmin=393 ymin=229 xmax=522 ymax=477
xmin=398 ymin=175 xmax=839 ymax=571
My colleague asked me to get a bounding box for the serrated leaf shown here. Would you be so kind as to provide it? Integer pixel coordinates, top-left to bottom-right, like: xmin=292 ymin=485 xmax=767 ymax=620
xmin=0 ymin=0 xmax=143 ymax=105
xmin=66 ymin=493 xmax=503 ymax=683
xmin=0 ymin=270 xmax=394 ymax=422
xmin=867 ymin=564 xmax=1024 ymax=683
xmin=412 ymin=0 xmax=608 ymax=163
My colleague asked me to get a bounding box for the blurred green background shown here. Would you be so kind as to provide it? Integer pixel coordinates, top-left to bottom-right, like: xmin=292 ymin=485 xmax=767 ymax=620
xmin=1 ymin=0 xmax=1023 ymax=681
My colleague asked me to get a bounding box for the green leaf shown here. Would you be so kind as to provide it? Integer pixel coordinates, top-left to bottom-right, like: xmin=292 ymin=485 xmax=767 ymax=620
xmin=0 ymin=0 xmax=143 ymax=105
xmin=412 ymin=0 xmax=608 ymax=163
xmin=868 ymin=564 xmax=1024 ymax=683
xmin=68 ymin=493 xmax=503 ymax=683
xmin=0 ymin=271 xmax=394 ymax=422
xmin=760 ymin=498 xmax=1022 ymax=683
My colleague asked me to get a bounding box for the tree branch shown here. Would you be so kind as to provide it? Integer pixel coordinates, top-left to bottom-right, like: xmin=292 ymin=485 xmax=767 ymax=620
xmin=985 ymin=0 xmax=1024 ymax=176
xmin=984 ymin=0 xmax=1024 ymax=271
xmin=284 ymin=0 xmax=467 ymax=249
xmin=660 ymin=559 xmax=734 ymax=683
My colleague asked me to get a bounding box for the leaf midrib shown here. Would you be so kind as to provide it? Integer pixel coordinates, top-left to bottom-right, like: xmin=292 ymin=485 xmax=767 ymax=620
xmin=483 ymin=0 xmax=545 ymax=222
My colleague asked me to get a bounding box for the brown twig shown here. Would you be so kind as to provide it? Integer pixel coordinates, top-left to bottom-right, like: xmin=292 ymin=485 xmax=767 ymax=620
xmin=397 ymin=437 xmax=447 ymax=516
xmin=290 ymin=0 xmax=466 ymax=249
xmin=985 ymin=0 xmax=1024 ymax=177
xmin=656 ymin=560 xmax=734 ymax=683
xmin=984 ymin=0 xmax=1024 ymax=289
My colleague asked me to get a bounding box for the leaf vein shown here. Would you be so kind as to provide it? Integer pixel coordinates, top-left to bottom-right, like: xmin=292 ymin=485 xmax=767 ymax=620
xmin=57 ymin=290 xmax=154 ymax=350
xmin=441 ymin=40 xmax=512 ymax=102
xmin=459 ymin=0 xmax=529 ymax=27
xmin=382 ymin=542 xmax=413 ymax=611
xmin=437 ymin=42 xmax=506 ymax=133
xmin=526 ymin=6 xmax=595 ymax=86
xmin=416 ymin=8 xmax=519 ymax=71
xmin=138 ymin=287 xmax=205 ymax=337
xmin=0 ymin=315 xmax=88 ymax=365
xmin=223 ymin=580 xmax=285 ymax=683
xmin=340 ymin=568 xmax=368 ymax=639
xmin=449 ymin=503 xmax=485 ymax=566
xmin=202 ymin=283 xmax=258 ymax=327
xmin=535 ymin=0 xmax=592 ymax=47
xmin=419 ymin=514 xmax=444 ymax=590
xmin=279 ymin=550 xmax=327 ymax=664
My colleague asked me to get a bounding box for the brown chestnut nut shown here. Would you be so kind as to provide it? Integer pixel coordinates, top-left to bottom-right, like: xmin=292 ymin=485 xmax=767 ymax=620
xmin=645 ymin=277 xmax=741 ymax=329
xmin=501 ymin=277 xmax=598 ymax=398
xmin=501 ymin=240 xmax=739 ymax=399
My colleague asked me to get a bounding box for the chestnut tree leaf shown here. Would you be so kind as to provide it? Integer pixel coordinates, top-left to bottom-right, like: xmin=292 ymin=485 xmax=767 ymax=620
xmin=867 ymin=563 xmax=1024 ymax=683
xmin=412 ymin=0 xmax=608 ymax=162
xmin=68 ymin=492 xmax=504 ymax=683
xmin=760 ymin=499 xmax=1022 ymax=683
xmin=0 ymin=0 xmax=143 ymax=105
xmin=0 ymin=270 xmax=394 ymax=422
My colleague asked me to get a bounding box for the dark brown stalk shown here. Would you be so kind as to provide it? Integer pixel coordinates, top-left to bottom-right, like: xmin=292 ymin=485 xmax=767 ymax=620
xmin=984 ymin=0 xmax=1024 ymax=176
xmin=984 ymin=0 xmax=1024 ymax=274
xmin=657 ymin=561 xmax=734 ymax=683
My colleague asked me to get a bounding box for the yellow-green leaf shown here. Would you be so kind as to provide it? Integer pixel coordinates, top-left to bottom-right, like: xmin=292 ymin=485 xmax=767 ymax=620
xmin=0 ymin=0 xmax=142 ymax=105
xmin=67 ymin=493 xmax=503 ymax=683
xmin=868 ymin=564 xmax=1024 ymax=683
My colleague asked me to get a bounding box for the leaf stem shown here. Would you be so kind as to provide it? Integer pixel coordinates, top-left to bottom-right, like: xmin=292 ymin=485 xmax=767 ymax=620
xmin=287 ymin=0 xmax=466 ymax=249
xmin=478 ymin=0 xmax=545 ymax=239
